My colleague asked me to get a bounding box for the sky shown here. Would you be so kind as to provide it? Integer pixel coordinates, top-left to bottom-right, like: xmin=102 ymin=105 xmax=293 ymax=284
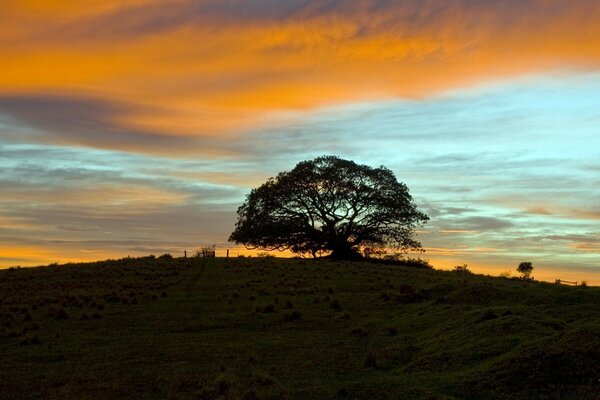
xmin=1 ymin=0 xmax=599 ymax=284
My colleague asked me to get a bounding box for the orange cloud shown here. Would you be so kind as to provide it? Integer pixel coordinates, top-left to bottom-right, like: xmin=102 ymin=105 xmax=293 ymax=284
xmin=1 ymin=0 xmax=600 ymax=150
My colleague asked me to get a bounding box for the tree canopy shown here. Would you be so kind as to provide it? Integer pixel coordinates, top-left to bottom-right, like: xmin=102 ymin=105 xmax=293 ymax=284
xmin=229 ymin=156 xmax=429 ymax=259
xmin=517 ymin=261 xmax=534 ymax=280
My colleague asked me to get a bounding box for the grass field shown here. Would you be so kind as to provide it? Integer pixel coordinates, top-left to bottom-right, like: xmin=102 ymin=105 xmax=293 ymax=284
xmin=1 ymin=256 xmax=598 ymax=399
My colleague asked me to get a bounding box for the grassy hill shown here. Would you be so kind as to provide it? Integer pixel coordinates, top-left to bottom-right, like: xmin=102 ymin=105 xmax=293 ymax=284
xmin=1 ymin=257 xmax=598 ymax=399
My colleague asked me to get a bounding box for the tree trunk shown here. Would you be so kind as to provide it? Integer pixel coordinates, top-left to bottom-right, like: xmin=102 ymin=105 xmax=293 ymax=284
xmin=329 ymin=244 xmax=363 ymax=260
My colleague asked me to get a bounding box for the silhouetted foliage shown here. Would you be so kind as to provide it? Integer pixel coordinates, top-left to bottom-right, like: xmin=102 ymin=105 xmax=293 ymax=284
xmin=229 ymin=156 xmax=429 ymax=259
xmin=453 ymin=264 xmax=470 ymax=274
xmin=517 ymin=261 xmax=534 ymax=280
xmin=371 ymin=255 xmax=432 ymax=269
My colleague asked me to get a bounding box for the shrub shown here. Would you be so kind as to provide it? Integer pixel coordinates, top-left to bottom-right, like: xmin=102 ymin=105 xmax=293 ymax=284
xmin=453 ymin=264 xmax=471 ymax=274
xmin=378 ymin=254 xmax=433 ymax=268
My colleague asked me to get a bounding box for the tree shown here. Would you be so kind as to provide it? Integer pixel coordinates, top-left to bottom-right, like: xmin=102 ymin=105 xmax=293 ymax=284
xmin=229 ymin=156 xmax=429 ymax=259
xmin=517 ymin=261 xmax=534 ymax=280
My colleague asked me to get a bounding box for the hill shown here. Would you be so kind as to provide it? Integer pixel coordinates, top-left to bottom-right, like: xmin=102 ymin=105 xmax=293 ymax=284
xmin=1 ymin=257 xmax=598 ymax=399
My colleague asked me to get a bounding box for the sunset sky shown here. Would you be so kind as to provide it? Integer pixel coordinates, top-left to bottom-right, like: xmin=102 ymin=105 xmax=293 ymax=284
xmin=1 ymin=0 xmax=599 ymax=284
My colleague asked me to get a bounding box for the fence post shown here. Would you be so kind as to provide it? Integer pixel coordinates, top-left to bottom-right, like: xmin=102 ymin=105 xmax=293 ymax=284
xmin=226 ymin=249 xmax=229 ymax=258
xmin=184 ymin=250 xmax=187 ymax=258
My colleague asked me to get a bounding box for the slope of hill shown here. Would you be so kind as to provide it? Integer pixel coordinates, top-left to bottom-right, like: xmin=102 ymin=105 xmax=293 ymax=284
xmin=1 ymin=257 xmax=598 ymax=399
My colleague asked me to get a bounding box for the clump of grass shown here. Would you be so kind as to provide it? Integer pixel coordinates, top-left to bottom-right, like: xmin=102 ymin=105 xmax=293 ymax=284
xmin=241 ymin=389 xmax=258 ymax=400
xmin=329 ymin=299 xmax=342 ymax=312
xmin=256 ymin=304 xmax=275 ymax=313
xmin=251 ymin=370 xmax=276 ymax=386
xmin=284 ymin=310 xmax=302 ymax=321
xmin=214 ymin=373 xmax=233 ymax=396
xmin=263 ymin=304 xmax=275 ymax=313
xmin=478 ymin=309 xmax=498 ymax=322
xmin=20 ymin=335 xmax=41 ymax=346
xmin=364 ymin=352 xmax=378 ymax=369
xmin=26 ymin=323 xmax=39 ymax=331
xmin=47 ymin=306 xmax=68 ymax=320
xmin=337 ymin=312 xmax=351 ymax=321
xmin=350 ymin=327 xmax=368 ymax=337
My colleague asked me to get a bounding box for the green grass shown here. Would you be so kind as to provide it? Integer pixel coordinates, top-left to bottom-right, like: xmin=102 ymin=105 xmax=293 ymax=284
xmin=1 ymin=257 xmax=598 ymax=399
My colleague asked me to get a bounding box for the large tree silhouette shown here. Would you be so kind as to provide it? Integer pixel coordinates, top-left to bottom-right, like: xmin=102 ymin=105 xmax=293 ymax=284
xmin=229 ymin=156 xmax=429 ymax=259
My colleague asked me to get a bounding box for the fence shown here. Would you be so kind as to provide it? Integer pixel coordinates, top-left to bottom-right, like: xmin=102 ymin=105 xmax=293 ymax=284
xmin=555 ymin=279 xmax=577 ymax=286
xmin=200 ymin=249 xmax=216 ymax=258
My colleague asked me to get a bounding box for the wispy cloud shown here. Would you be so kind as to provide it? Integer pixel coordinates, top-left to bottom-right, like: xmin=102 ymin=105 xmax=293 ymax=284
xmin=2 ymin=1 xmax=600 ymax=154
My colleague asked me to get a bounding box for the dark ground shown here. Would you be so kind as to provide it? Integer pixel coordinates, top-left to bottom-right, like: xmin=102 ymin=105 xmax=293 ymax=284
xmin=1 ymin=257 xmax=598 ymax=399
